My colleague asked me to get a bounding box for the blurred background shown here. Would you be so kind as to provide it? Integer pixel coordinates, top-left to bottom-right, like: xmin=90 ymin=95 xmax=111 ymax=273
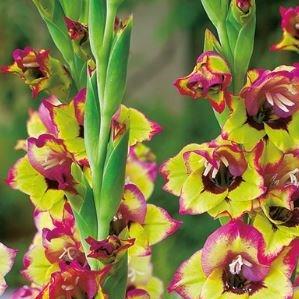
xmin=0 ymin=0 xmax=298 ymax=297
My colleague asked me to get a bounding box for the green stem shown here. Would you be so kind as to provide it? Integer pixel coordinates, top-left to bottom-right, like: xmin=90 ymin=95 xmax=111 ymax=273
xmin=94 ymin=115 xmax=112 ymax=239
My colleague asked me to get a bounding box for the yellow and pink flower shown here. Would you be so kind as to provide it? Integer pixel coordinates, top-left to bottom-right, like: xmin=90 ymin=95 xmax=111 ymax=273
xmin=1 ymin=47 xmax=71 ymax=98
xmin=223 ymin=66 xmax=299 ymax=152
xmin=161 ymin=137 xmax=264 ymax=218
xmin=174 ymin=51 xmax=232 ymax=113
xmin=169 ymin=220 xmax=298 ymax=299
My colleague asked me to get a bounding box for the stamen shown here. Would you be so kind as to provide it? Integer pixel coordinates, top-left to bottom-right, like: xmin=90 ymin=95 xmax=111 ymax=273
xmin=211 ymin=167 xmax=218 ymax=179
xmin=203 ymin=161 xmax=213 ymax=176
xmin=23 ymin=62 xmax=39 ymax=68
xmin=289 ymin=168 xmax=299 ymax=186
xmin=229 ymin=255 xmax=252 ymax=275
xmin=265 ymin=92 xmax=274 ymax=106
xmin=295 ymin=23 xmax=299 ymax=30
xmin=276 ymin=94 xmax=295 ymax=107
xmin=221 ymin=156 xmax=229 ymax=167
xmin=61 ymin=285 xmax=75 ymax=291
xmin=273 ymin=96 xmax=289 ymax=112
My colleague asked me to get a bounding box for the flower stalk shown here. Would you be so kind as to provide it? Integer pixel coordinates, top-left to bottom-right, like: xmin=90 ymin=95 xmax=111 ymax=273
xmin=3 ymin=0 xmax=180 ymax=297
xmin=167 ymin=3 xmax=299 ymax=298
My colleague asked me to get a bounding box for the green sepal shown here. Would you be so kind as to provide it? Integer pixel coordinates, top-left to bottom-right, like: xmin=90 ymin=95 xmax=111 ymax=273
xmin=60 ymin=0 xmax=82 ymax=20
xmin=201 ymin=0 xmax=229 ymax=27
xmin=32 ymin=0 xmax=74 ymax=66
xmin=108 ymin=0 xmax=126 ymax=7
xmin=89 ymin=0 xmax=106 ymax=57
xmin=219 ymin=216 xmax=230 ymax=225
xmin=225 ymin=11 xmax=241 ymax=54
xmin=103 ymin=254 xmax=128 ymax=299
xmin=203 ymin=29 xmax=223 ymax=54
xmin=85 ymin=71 xmax=100 ymax=173
xmin=103 ymin=17 xmax=133 ymax=117
xmin=98 ymin=130 xmax=129 ymax=239
xmin=231 ymin=0 xmax=255 ymax=25
xmin=68 ymin=164 xmax=99 ymax=269
xmin=232 ymin=10 xmax=256 ymax=92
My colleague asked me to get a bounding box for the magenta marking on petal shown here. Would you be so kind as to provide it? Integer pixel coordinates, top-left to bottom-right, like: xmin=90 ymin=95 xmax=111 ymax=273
xmin=202 ymin=219 xmax=273 ymax=278
xmin=39 ymin=99 xmax=59 ymax=135
xmin=5 ymin=164 xmax=16 ymax=187
xmin=73 ymin=88 xmax=86 ymax=125
xmin=159 ymin=207 xmax=182 ymax=239
xmin=127 ymin=288 xmax=150 ymax=298
xmin=120 ymin=184 xmax=147 ymax=224
xmin=168 ymin=251 xmax=202 ymax=299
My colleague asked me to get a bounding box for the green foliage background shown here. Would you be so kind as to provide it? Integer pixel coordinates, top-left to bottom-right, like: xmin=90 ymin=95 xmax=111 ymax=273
xmin=0 ymin=0 xmax=297 ymax=297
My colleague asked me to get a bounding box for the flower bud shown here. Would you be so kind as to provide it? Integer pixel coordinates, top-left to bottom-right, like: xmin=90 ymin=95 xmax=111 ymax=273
xmin=231 ymin=0 xmax=255 ymax=24
xmin=103 ymin=16 xmax=133 ymax=117
xmin=64 ymin=17 xmax=91 ymax=60
xmin=86 ymin=235 xmax=134 ymax=264
xmin=236 ymin=0 xmax=251 ymax=13
xmin=174 ymin=51 xmax=232 ymax=113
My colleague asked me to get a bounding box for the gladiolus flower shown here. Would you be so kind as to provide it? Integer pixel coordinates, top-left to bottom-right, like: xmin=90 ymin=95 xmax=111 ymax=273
xmin=253 ymin=147 xmax=299 ymax=256
xmin=174 ymin=51 xmax=232 ymax=113
xmin=161 ymin=137 xmax=264 ymax=218
xmin=1 ymin=47 xmax=71 ymax=98
xmin=169 ymin=220 xmax=298 ymax=299
xmin=271 ymin=7 xmax=299 ymax=53
xmin=223 ymin=66 xmax=299 ymax=152
xmin=86 ymin=235 xmax=135 ymax=264
xmin=110 ymin=184 xmax=181 ymax=256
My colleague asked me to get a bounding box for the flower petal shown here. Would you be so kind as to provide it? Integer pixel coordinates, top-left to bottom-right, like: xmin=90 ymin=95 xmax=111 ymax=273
xmin=168 ymin=250 xmax=206 ymax=299
xmin=202 ymin=220 xmax=270 ymax=277
xmin=142 ymin=204 xmax=181 ymax=246
xmin=0 ymin=243 xmax=17 ymax=295
xmin=160 ymin=144 xmax=202 ymax=196
xmin=120 ymin=184 xmax=147 ymax=224
xmin=180 ymin=170 xmax=227 ymax=215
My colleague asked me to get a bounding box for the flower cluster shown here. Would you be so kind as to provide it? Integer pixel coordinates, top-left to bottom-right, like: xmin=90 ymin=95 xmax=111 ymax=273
xmin=165 ymin=6 xmax=299 ymax=296
xmin=6 ymin=73 xmax=180 ymax=297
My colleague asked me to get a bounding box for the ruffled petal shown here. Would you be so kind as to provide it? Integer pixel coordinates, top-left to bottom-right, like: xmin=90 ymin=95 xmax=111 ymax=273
xmin=160 ymin=144 xmax=203 ymax=196
xmin=168 ymin=250 xmax=206 ymax=299
xmin=0 ymin=243 xmax=17 ymax=295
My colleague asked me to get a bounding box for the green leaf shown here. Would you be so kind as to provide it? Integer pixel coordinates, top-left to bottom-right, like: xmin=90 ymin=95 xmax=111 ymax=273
xmin=60 ymin=0 xmax=82 ymax=19
xmin=103 ymin=254 xmax=128 ymax=299
xmin=103 ymin=17 xmax=132 ymax=117
xmin=201 ymin=0 xmax=229 ymax=27
xmin=98 ymin=130 xmax=129 ymax=239
xmin=203 ymin=29 xmax=222 ymax=54
xmin=85 ymin=72 xmax=100 ymax=172
xmin=68 ymin=164 xmax=98 ymax=269
xmin=89 ymin=0 xmax=106 ymax=57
